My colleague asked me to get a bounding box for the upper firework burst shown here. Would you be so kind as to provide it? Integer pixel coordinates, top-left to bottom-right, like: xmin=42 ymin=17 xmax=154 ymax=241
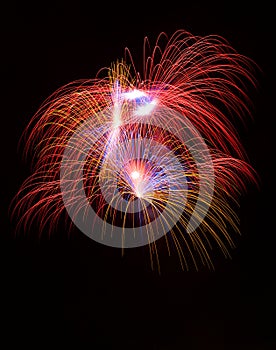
xmin=11 ymin=30 xmax=258 ymax=271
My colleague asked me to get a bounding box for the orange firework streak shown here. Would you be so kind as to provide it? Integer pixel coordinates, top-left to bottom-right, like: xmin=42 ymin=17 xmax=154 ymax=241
xmin=11 ymin=30 xmax=258 ymax=271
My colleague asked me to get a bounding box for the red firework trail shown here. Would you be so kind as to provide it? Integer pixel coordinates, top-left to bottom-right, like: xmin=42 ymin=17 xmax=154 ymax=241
xmin=11 ymin=30 xmax=258 ymax=271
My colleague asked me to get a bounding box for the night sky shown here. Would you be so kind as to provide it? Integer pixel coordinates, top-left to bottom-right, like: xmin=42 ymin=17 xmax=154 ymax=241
xmin=2 ymin=2 xmax=275 ymax=349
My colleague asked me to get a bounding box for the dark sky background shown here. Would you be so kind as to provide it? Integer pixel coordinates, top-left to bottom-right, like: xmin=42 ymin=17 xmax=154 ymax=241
xmin=1 ymin=2 xmax=275 ymax=349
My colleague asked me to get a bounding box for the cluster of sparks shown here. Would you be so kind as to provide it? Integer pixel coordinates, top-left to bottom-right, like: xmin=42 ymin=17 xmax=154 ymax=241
xmin=11 ymin=30 xmax=258 ymax=271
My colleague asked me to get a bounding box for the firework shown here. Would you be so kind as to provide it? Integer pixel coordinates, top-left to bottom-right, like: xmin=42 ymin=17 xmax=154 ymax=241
xmin=11 ymin=30 xmax=258 ymax=271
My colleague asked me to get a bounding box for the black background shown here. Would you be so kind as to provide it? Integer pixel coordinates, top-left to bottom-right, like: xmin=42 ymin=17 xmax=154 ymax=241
xmin=2 ymin=2 xmax=275 ymax=349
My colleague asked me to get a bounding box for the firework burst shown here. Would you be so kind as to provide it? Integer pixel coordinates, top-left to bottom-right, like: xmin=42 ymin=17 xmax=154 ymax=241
xmin=11 ymin=30 xmax=258 ymax=271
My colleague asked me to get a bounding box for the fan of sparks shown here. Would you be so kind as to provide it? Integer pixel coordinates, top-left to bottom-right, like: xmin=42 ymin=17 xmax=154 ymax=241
xmin=12 ymin=30 xmax=258 ymax=270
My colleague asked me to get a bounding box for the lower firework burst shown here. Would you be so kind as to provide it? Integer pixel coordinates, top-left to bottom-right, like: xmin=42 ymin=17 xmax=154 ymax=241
xmin=11 ymin=30 xmax=258 ymax=271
